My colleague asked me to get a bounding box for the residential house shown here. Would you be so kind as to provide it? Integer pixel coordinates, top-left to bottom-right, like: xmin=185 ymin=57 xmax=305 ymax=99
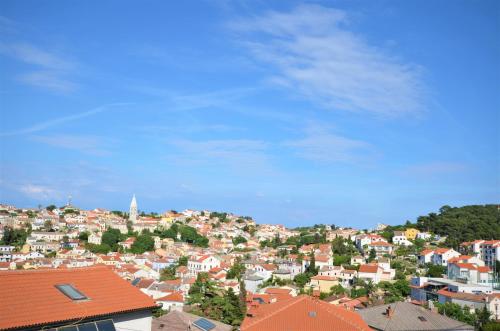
xmin=0 ymin=266 xmax=157 ymax=331
xmin=187 ymin=255 xmax=221 ymax=277
xmin=156 ymin=291 xmax=184 ymax=311
xmin=152 ymin=310 xmax=232 ymax=331
xmin=359 ymin=302 xmax=473 ymax=331
xmin=241 ymin=295 xmax=371 ymax=331
xmin=404 ymin=228 xmax=420 ymax=240
xmin=447 ymin=262 xmax=493 ymax=285
xmin=392 ymin=231 xmax=413 ymax=246
xmin=309 ymin=275 xmax=339 ymax=293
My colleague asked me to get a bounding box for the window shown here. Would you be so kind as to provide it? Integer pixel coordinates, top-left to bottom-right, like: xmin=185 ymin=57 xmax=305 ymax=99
xmin=55 ymin=284 xmax=88 ymax=300
xmin=193 ymin=318 xmax=216 ymax=331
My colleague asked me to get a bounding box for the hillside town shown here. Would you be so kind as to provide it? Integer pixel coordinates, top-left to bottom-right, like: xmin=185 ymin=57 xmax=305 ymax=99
xmin=0 ymin=198 xmax=499 ymax=331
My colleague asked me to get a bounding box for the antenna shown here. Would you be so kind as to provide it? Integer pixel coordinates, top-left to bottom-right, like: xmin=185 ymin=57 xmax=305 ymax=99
xmin=67 ymin=195 xmax=72 ymax=207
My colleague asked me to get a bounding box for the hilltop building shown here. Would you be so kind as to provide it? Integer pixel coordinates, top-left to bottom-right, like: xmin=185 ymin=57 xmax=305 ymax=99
xmin=129 ymin=194 xmax=138 ymax=223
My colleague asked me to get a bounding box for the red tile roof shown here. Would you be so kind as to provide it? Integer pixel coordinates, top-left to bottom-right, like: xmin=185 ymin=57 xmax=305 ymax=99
xmin=0 ymin=266 xmax=157 ymax=330
xmin=359 ymin=264 xmax=379 ymax=273
xmin=241 ymin=295 xmax=370 ymax=331
xmin=157 ymin=291 xmax=184 ymax=303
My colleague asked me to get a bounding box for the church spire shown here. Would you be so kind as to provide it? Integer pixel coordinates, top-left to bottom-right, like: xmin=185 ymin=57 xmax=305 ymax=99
xmin=129 ymin=194 xmax=138 ymax=223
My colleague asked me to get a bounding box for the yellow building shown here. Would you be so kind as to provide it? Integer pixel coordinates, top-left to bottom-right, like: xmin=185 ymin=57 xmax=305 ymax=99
xmin=405 ymin=228 xmax=420 ymax=240
xmin=309 ymin=275 xmax=339 ymax=293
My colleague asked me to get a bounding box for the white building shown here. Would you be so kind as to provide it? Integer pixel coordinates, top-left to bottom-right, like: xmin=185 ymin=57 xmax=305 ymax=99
xmin=447 ymin=262 xmax=493 ymax=286
xmin=187 ymin=254 xmax=221 ymax=277
xmin=88 ymin=232 xmax=102 ymax=245
xmin=392 ymin=231 xmax=413 ymax=246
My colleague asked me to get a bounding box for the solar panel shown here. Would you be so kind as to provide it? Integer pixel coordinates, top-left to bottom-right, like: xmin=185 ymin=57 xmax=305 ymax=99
xmin=193 ymin=318 xmax=216 ymax=331
xmin=55 ymin=284 xmax=88 ymax=300
xmin=59 ymin=327 xmax=78 ymax=331
xmin=96 ymin=320 xmax=116 ymax=331
xmin=78 ymin=322 xmax=98 ymax=331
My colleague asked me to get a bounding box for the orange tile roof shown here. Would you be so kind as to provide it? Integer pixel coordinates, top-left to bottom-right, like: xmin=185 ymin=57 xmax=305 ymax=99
xmin=359 ymin=264 xmax=379 ymax=273
xmin=157 ymin=291 xmax=184 ymax=302
xmin=241 ymin=295 xmax=370 ymax=331
xmin=311 ymin=275 xmax=337 ymax=281
xmin=0 ymin=266 xmax=157 ymax=330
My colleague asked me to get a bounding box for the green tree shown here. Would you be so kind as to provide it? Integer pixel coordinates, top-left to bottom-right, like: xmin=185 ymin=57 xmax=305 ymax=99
xmin=436 ymin=302 xmax=476 ymax=326
xmin=46 ymin=205 xmax=57 ymax=212
xmin=426 ymin=264 xmax=446 ymax=277
xmin=227 ymin=262 xmax=246 ymax=280
xmin=293 ymin=273 xmax=311 ymax=288
xmin=78 ymin=231 xmax=89 ymax=241
xmin=307 ymin=251 xmax=318 ymax=275
xmin=160 ymin=265 xmax=177 ymax=281
xmin=178 ymin=256 xmax=188 ymax=266
xmin=232 ymin=236 xmax=248 ymax=246
xmin=86 ymin=243 xmax=111 ymax=254
xmin=131 ymin=233 xmax=155 ymax=254
xmin=101 ymin=228 xmax=124 ymax=251
xmin=368 ymin=248 xmax=376 ymax=262
xmin=1 ymin=227 xmax=28 ymax=247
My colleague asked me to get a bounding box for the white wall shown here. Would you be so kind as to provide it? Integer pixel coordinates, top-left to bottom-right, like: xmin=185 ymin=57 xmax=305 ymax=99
xmin=113 ymin=310 xmax=152 ymax=331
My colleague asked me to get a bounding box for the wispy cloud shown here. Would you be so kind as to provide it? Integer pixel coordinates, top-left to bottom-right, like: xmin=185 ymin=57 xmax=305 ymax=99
xmin=0 ymin=103 xmax=130 ymax=137
xmin=167 ymin=138 xmax=270 ymax=169
xmin=284 ymin=123 xmax=374 ymax=163
xmin=0 ymin=41 xmax=77 ymax=92
xmin=19 ymin=184 xmax=58 ymax=200
xmin=32 ymin=134 xmax=113 ymax=156
xmin=230 ymin=4 xmax=426 ymax=117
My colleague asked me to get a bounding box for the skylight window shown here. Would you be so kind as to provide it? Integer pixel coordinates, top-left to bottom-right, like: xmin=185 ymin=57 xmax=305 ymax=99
xmin=193 ymin=318 xmax=216 ymax=331
xmin=55 ymin=284 xmax=88 ymax=301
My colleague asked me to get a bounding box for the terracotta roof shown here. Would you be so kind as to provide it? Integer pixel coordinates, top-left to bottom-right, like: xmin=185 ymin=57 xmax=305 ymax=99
xmin=157 ymin=291 xmax=184 ymax=303
xmin=241 ymin=295 xmax=370 ymax=331
xmin=0 ymin=266 xmax=157 ymax=330
xmin=477 ymin=266 xmax=491 ymax=272
xmin=437 ymin=288 xmax=487 ymax=303
xmin=359 ymin=264 xmax=379 ymax=273
xmin=311 ymin=275 xmax=337 ymax=281
xmin=419 ymin=249 xmax=434 ymax=255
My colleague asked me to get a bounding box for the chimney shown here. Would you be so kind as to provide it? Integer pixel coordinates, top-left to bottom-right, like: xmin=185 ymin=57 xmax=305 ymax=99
xmin=386 ymin=306 xmax=393 ymax=318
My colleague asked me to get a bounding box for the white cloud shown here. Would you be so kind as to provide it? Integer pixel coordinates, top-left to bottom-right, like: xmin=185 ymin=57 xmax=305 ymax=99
xmin=167 ymin=138 xmax=270 ymax=169
xmin=285 ymin=123 xmax=373 ymax=163
xmin=0 ymin=103 xmax=130 ymax=137
xmin=230 ymin=4 xmax=426 ymax=117
xmin=19 ymin=184 xmax=57 ymax=200
xmin=0 ymin=42 xmax=77 ymax=92
xmin=32 ymin=134 xmax=112 ymax=156
xmin=17 ymin=71 xmax=76 ymax=93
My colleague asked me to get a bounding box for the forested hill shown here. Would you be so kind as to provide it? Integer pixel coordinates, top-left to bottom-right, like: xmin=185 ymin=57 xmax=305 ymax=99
xmin=413 ymin=204 xmax=500 ymax=248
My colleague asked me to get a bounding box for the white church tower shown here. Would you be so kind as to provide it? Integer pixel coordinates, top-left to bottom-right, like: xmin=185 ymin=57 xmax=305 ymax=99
xmin=129 ymin=194 xmax=138 ymax=223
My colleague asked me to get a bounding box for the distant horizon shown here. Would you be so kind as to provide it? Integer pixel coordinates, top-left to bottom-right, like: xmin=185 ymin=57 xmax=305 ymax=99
xmin=2 ymin=197 xmax=498 ymax=230
xmin=1 ymin=1 xmax=498 ymax=229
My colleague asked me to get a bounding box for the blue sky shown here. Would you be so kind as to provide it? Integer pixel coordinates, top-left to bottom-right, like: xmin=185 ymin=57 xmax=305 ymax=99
xmin=0 ymin=1 xmax=498 ymax=228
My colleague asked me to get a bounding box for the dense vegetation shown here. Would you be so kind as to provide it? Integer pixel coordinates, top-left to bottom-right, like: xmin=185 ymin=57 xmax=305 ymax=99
xmin=154 ymin=223 xmax=209 ymax=247
xmin=414 ymin=205 xmax=499 ymax=248
xmin=187 ymin=272 xmax=246 ymax=326
xmin=0 ymin=226 xmax=29 ymax=247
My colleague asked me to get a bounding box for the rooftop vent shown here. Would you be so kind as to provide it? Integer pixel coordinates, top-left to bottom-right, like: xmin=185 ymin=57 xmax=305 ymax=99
xmin=308 ymin=311 xmax=317 ymax=318
xmin=55 ymin=284 xmax=87 ymax=301
xmin=418 ymin=316 xmax=427 ymax=322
